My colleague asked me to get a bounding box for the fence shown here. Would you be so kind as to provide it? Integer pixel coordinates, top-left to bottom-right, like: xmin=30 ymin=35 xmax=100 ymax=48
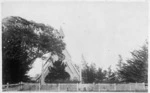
xmin=2 ymin=82 xmax=148 ymax=92
xmin=3 ymin=82 xmax=23 ymax=91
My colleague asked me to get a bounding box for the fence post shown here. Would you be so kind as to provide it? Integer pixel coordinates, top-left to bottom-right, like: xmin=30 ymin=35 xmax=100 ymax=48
xmin=114 ymin=83 xmax=116 ymax=91
xmin=77 ymin=83 xmax=78 ymax=91
xmin=135 ymin=82 xmax=137 ymax=91
xmin=129 ymin=83 xmax=131 ymax=91
xmin=143 ymin=82 xmax=145 ymax=90
xmin=58 ymin=83 xmax=60 ymax=92
xmin=39 ymin=83 xmax=41 ymax=91
xmin=99 ymin=84 xmax=100 ymax=92
xmin=20 ymin=81 xmax=23 ymax=90
xmin=7 ymin=82 xmax=9 ymax=91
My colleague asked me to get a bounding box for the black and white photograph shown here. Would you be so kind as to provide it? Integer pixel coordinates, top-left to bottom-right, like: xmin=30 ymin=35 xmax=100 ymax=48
xmin=2 ymin=0 xmax=148 ymax=92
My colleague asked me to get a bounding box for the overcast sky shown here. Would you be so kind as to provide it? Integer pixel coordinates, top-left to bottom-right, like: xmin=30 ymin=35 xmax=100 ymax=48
xmin=2 ymin=1 xmax=148 ymax=71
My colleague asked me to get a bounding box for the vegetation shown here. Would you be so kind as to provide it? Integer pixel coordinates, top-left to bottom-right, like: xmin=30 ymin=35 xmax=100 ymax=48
xmin=45 ymin=60 xmax=70 ymax=83
xmin=82 ymin=63 xmax=96 ymax=83
xmin=82 ymin=63 xmax=118 ymax=83
xmin=82 ymin=41 xmax=148 ymax=83
xmin=117 ymin=42 xmax=148 ymax=83
xmin=2 ymin=16 xmax=65 ymax=84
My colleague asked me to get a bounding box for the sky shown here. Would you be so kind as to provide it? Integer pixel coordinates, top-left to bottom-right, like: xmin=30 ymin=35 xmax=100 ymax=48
xmin=2 ymin=1 xmax=148 ymax=72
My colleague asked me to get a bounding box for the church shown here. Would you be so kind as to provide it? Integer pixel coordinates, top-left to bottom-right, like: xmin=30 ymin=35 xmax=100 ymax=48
xmin=28 ymin=27 xmax=80 ymax=84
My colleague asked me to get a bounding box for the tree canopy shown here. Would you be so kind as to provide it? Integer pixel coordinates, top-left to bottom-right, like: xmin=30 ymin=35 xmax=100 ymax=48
xmin=82 ymin=63 xmax=108 ymax=83
xmin=117 ymin=42 xmax=148 ymax=83
xmin=2 ymin=16 xmax=66 ymax=84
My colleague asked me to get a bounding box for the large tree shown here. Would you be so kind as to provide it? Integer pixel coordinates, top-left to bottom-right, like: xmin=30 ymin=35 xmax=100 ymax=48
xmin=117 ymin=42 xmax=148 ymax=83
xmin=2 ymin=16 xmax=65 ymax=84
xmin=45 ymin=60 xmax=70 ymax=83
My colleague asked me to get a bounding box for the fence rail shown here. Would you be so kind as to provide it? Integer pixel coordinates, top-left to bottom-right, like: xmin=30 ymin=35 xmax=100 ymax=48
xmin=2 ymin=82 xmax=148 ymax=92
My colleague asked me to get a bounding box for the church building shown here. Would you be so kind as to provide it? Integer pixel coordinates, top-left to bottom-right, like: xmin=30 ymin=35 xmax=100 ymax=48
xmin=28 ymin=27 xmax=80 ymax=84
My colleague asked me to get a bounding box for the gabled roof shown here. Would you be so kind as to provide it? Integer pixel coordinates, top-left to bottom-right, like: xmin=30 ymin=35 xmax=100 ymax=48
xmin=63 ymin=49 xmax=71 ymax=59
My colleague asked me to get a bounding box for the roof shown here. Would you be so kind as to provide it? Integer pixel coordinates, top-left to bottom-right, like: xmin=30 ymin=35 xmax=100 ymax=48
xmin=63 ymin=49 xmax=71 ymax=59
xmin=59 ymin=27 xmax=65 ymax=37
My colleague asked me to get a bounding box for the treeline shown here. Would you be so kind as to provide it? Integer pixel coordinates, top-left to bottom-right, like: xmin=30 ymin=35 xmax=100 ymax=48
xmin=82 ymin=41 xmax=148 ymax=83
xmin=82 ymin=63 xmax=119 ymax=83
